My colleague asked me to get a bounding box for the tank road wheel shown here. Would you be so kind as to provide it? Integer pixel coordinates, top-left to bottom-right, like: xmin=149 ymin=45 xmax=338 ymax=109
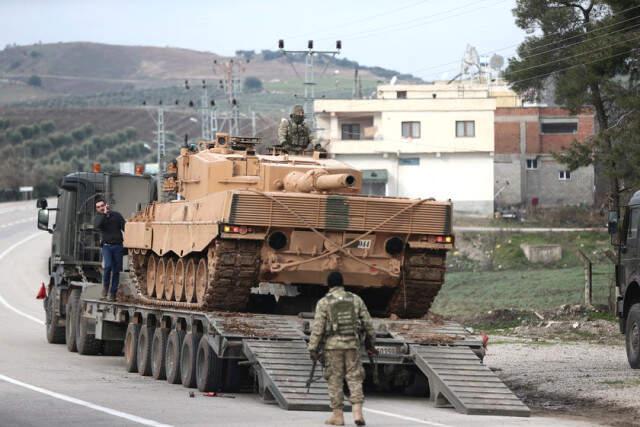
xmin=184 ymin=258 xmax=197 ymax=303
xmin=174 ymin=259 xmax=186 ymax=302
xmin=180 ymin=332 xmax=199 ymax=388
xmin=626 ymin=303 xmax=640 ymax=369
xmin=166 ymin=329 xmax=186 ymax=384
xmin=151 ymin=327 xmax=169 ymax=380
xmin=65 ymin=289 xmax=80 ymax=352
xmin=124 ymin=323 xmax=141 ymax=373
xmin=137 ymin=325 xmax=153 ymax=376
xmin=45 ymin=287 xmax=65 ymax=344
xmin=164 ymin=258 xmax=176 ymax=301
xmin=155 ymin=258 xmax=166 ymax=301
xmin=196 ymin=335 xmax=223 ymax=392
xmin=195 ymin=258 xmax=208 ymax=305
xmin=146 ymin=256 xmax=158 ymax=297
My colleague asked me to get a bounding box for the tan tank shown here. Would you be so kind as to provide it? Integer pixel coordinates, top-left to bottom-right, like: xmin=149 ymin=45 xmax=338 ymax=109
xmin=124 ymin=133 xmax=454 ymax=318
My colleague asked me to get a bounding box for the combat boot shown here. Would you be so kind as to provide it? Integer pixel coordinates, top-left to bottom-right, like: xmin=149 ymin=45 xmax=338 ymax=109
xmin=353 ymin=403 xmax=366 ymax=426
xmin=101 ymin=287 xmax=108 ymax=300
xmin=324 ymin=409 xmax=344 ymax=426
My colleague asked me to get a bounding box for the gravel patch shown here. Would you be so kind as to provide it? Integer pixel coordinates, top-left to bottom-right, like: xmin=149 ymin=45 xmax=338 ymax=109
xmin=486 ymin=341 xmax=640 ymax=426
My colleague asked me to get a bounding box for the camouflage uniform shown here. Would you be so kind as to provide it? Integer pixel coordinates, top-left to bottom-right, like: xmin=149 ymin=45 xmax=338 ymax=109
xmin=308 ymin=286 xmax=375 ymax=410
xmin=277 ymin=105 xmax=313 ymax=154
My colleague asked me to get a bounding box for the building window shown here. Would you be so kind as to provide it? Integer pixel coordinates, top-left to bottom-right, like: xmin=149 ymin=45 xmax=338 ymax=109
xmin=341 ymin=124 xmax=361 ymax=140
xmin=396 ymin=91 xmax=407 ymax=99
xmin=399 ymin=157 xmax=420 ymax=166
xmin=401 ymin=121 xmax=420 ymax=138
xmin=628 ymin=208 xmax=640 ymax=240
xmin=559 ymin=170 xmax=571 ymax=180
xmin=541 ymin=122 xmax=578 ymax=134
xmin=456 ymin=120 xmax=475 ymax=137
xmin=526 ymin=158 xmax=538 ymax=170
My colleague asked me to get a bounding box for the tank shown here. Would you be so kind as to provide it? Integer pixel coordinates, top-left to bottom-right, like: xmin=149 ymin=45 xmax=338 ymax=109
xmin=124 ymin=133 xmax=454 ymax=318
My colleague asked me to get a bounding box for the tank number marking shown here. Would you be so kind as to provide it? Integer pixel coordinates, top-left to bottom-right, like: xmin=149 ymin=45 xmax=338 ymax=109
xmin=357 ymin=239 xmax=372 ymax=249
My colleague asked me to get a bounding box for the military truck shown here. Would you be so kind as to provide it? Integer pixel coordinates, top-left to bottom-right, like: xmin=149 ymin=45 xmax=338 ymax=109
xmin=37 ymin=171 xmax=155 ymax=352
xmin=35 ymin=138 xmax=529 ymax=417
xmin=609 ymin=190 xmax=640 ymax=368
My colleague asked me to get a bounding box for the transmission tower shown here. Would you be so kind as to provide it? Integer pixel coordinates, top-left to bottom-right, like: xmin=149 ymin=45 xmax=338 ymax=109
xmin=278 ymin=39 xmax=341 ymax=130
xmin=214 ymin=59 xmax=246 ymax=135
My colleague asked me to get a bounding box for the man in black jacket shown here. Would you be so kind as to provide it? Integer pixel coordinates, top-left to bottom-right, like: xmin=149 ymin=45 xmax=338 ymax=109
xmin=94 ymin=198 xmax=126 ymax=301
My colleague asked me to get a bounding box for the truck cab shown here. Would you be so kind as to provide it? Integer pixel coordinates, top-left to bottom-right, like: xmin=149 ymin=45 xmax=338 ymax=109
xmin=611 ymin=190 xmax=640 ymax=368
xmin=37 ymin=171 xmax=155 ymax=347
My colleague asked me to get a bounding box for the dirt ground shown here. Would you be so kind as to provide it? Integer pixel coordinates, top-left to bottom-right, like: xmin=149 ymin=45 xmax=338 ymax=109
xmin=473 ymin=306 xmax=640 ymax=426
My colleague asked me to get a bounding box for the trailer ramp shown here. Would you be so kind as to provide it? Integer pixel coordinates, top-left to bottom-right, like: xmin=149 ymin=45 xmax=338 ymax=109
xmin=412 ymin=345 xmax=530 ymax=417
xmin=244 ymin=340 xmax=345 ymax=411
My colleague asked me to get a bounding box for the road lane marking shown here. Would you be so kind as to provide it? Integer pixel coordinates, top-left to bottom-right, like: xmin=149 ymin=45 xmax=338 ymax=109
xmin=0 ymin=233 xmax=45 ymax=325
xmin=364 ymin=408 xmax=452 ymax=426
xmin=0 ymin=374 xmax=173 ymax=427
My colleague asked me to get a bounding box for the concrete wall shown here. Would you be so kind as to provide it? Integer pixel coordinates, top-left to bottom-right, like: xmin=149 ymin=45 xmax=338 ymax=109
xmin=336 ymin=152 xmax=494 ymax=216
xmin=526 ymin=156 xmax=594 ymax=207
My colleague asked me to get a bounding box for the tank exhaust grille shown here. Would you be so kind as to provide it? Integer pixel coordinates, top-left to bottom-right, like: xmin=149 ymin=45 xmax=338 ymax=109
xmin=229 ymin=192 xmax=451 ymax=234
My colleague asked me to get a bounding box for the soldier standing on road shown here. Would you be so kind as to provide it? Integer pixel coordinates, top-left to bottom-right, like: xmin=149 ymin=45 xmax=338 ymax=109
xmin=308 ymin=271 xmax=377 ymax=426
xmin=94 ymin=198 xmax=126 ymax=301
xmin=277 ymin=104 xmax=313 ymax=154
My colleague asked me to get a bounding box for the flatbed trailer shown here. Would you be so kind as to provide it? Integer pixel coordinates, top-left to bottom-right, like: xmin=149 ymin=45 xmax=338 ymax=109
xmin=68 ymin=281 xmax=530 ymax=417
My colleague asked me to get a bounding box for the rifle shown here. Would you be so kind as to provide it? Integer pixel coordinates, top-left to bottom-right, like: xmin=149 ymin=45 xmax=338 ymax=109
xmin=365 ymin=337 xmax=380 ymax=386
xmin=306 ymin=349 xmax=324 ymax=393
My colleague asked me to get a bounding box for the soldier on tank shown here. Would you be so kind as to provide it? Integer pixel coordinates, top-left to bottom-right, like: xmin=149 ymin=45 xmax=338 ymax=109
xmin=277 ymin=105 xmax=313 ymax=154
xmin=308 ymin=271 xmax=377 ymax=426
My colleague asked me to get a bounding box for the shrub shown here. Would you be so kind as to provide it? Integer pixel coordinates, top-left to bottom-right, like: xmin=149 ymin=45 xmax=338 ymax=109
xmin=27 ymin=75 xmax=42 ymax=87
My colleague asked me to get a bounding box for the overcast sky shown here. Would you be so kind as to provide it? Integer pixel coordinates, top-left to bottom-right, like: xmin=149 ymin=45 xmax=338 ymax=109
xmin=0 ymin=0 xmax=526 ymax=80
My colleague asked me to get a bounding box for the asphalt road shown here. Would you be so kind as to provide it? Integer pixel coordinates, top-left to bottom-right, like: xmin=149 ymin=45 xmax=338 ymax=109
xmin=0 ymin=200 xmax=597 ymax=427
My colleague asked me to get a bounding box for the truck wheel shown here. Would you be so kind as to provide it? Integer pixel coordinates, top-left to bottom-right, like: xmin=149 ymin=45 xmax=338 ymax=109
xmin=137 ymin=325 xmax=153 ymax=376
xmin=124 ymin=323 xmax=141 ymax=372
xmin=45 ymin=290 xmax=65 ymax=344
xmin=65 ymin=289 xmax=80 ymax=352
xmin=75 ymin=300 xmax=102 ymax=355
xmin=166 ymin=329 xmax=185 ymax=384
xmin=626 ymin=303 xmax=640 ymax=369
xmin=196 ymin=335 xmax=223 ymax=392
xmin=180 ymin=332 xmax=199 ymax=388
xmin=151 ymin=327 xmax=169 ymax=380
xmin=103 ymin=340 xmax=124 ymax=356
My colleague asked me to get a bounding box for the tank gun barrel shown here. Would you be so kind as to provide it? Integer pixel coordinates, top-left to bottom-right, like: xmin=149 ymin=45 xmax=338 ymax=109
xmin=283 ymin=170 xmax=356 ymax=193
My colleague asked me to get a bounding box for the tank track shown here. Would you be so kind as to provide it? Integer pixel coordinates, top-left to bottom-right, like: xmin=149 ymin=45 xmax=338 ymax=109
xmin=386 ymin=249 xmax=447 ymax=319
xmin=129 ymin=239 xmax=261 ymax=311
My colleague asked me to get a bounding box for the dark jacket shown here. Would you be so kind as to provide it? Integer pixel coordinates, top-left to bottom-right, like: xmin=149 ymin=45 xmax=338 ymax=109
xmin=94 ymin=211 xmax=126 ymax=245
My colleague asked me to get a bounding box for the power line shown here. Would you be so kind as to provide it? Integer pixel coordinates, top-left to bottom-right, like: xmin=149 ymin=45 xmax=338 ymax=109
xmin=411 ymin=7 xmax=640 ymax=77
xmin=506 ymin=34 xmax=640 ymax=76
xmin=284 ymin=0 xmax=432 ymax=40
xmin=316 ymin=0 xmax=507 ymax=42
xmin=508 ymin=47 xmax=639 ymax=87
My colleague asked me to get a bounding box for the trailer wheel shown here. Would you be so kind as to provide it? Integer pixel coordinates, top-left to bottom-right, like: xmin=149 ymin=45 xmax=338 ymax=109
xmin=151 ymin=327 xmax=169 ymax=380
xmin=137 ymin=325 xmax=154 ymax=376
xmin=124 ymin=323 xmax=141 ymax=372
xmin=76 ymin=300 xmax=102 ymax=356
xmin=196 ymin=335 xmax=223 ymax=392
xmin=45 ymin=289 xmax=65 ymax=344
xmin=626 ymin=303 xmax=640 ymax=369
xmin=180 ymin=332 xmax=199 ymax=388
xmin=65 ymin=289 xmax=80 ymax=352
xmin=166 ymin=329 xmax=185 ymax=384
xmin=103 ymin=340 xmax=124 ymax=356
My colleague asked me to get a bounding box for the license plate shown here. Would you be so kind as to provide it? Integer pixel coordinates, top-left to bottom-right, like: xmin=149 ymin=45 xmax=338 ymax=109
xmin=357 ymin=239 xmax=372 ymax=249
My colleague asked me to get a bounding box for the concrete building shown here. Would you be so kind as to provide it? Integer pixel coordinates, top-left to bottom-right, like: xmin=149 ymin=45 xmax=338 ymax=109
xmin=494 ymin=107 xmax=595 ymax=209
xmin=315 ymin=82 xmax=517 ymax=216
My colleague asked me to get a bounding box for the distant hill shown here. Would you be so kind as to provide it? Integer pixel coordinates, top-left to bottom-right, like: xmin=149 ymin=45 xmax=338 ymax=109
xmin=0 ymin=42 xmax=420 ymax=107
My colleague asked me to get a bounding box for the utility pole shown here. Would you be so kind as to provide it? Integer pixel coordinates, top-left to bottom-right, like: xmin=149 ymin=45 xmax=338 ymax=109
xmin=278 ymin=39 xmax=341 ymax=131
xmin=200 ymin=80 xmax=211 ymax=140
xmin=156 ymin=106 xmax=166 ymax=202
xmin=251 ymin=110 xmax=256 ymax=137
